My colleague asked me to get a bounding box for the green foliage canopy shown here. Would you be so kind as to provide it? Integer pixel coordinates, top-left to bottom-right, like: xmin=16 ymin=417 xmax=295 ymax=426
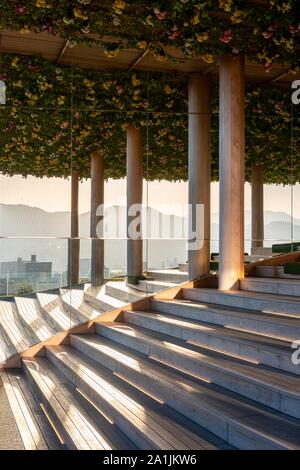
xmin=0 ymin=53 xmax=299 ymax=184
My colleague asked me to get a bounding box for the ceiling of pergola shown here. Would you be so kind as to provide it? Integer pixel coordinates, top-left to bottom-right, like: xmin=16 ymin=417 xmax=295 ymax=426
xmin=1 ymin=29 xmax=299 ymax=87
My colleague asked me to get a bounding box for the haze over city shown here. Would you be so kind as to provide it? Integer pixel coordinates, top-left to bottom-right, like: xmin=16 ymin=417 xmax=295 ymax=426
xmin=1 ymin=175 xmax=300 ymax=220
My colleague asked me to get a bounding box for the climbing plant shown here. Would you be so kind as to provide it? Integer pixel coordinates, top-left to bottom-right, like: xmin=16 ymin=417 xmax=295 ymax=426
xmin=0 ymin=1 xmax=299 ymax=72
xmin=0 ymin=52 xmax=299 ymax=184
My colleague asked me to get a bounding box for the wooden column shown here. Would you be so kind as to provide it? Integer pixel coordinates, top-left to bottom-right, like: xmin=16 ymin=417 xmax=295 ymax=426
xmin=68 ymin=169 xmax=80 ymax=286
xmin=127 ymin=126 xmax=143 ymax=283
xmin=219 ymin=55 xmax=245 ymax=290
xmin=90 ymin=151 xmax=104 ymax=287
xmin=188 ymin=73 xmax=211 ymax=280
xmin=251 ymin=163 xmax=264 ymax=249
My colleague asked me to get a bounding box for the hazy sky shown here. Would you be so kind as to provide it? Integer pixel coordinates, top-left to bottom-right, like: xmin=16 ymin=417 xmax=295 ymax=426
xmin=0 ymin=174 xmax=299 ymax=219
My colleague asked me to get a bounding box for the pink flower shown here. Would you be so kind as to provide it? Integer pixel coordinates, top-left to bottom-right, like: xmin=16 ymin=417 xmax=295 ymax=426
xmin=154 ymin=8 xmax=168 ymax=20
xmin=220 ymin=29 xmax=232 ymax=43
xmin=15 ymin=5 xmax=26 ymax=14
xmin=29 ymin=64 xmax=39 ymax=72
xmin=74 ymin=111 xmax=80 ymax=120
xmin=264 ymin=62 xmax=273 ymax=73
xmin=262 ymin=27 xmax=273 ymax=39
xmin=289 ymin=24 xmax=300 ymax=35
xmin=60 ymin=121 xmax=69 ymax=129
xmin=138 ymin=100 xmax=148 ymax=109
xmin=116 ymin=84 xmax=124 ymax=95
xmin=42 ymin=24 xmax=53 ymax=34
xmin=168 ymin=29 xmax=181 ymax=40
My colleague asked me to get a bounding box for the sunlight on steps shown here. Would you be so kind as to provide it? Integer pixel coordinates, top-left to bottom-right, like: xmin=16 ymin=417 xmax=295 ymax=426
xmin=1 ymin=272 xmax=300 ymax=450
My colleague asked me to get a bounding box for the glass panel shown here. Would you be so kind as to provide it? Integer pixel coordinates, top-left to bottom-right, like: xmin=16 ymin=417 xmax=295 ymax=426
xmin=144 ymin=81 xmax=189 ymax=291
xmin=246 ymin=108 xmax=293 ymax=262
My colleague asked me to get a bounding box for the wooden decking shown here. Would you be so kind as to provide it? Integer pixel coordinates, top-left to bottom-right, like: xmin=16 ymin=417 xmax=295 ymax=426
xmin=0 ymin=285 xmax=134 ymax=366
xmin=1 ymin=369 xmax=62 ymax=450
xmin=0 ymin=269 xmax=300 ymax=450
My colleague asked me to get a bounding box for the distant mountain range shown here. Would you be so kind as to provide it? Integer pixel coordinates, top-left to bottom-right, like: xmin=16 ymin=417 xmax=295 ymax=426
xmin=0 ymin=204 xmax=299 ymax=272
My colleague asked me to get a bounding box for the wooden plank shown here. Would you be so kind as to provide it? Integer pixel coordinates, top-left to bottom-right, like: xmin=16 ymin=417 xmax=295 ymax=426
xmin=43 ymin=361 xmax=115 ymax=450
xmin=0 ymin=328 xmax=14 ymax=363
xmin=15 ymin=371 xmax=62 ymax=450
xmin=52 ymin=347 xmax=191 ymax=449
xmin=23 ymin=358 xmax=108 ymax=450
xmin=1 ymin=279 xmax=193 ymax=368
xmin=15 ymin=297 xmax=57 ymax=343
xmin=48 ymin=348 xmax=173 ymax=449
xmin=37 ymin=293 xmax=76 ymax=331
xmin=1 ymin=371 xmax=38 ymax=450
xmin=0 ymin=301 xmax=33 ymax=353
xmin=8 ymin=372 xmax=49 ymax=450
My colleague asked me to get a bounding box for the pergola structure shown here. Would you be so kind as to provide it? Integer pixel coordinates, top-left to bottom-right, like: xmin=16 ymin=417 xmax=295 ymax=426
xmin=0 ymin=1 xmax=299 ymax=290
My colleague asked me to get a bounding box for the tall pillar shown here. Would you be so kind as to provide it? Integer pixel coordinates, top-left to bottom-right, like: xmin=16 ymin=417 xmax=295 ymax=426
xmin=219 ymin=55 xmax=245 ymax=290
xmin=68 ymin=169 xmax=80 ymax=286
xmin=127 ymin=126 xmax=143 ymax=283
xmin=188 ymin=73 xmax=211 ymax=279
xmin=90 ymin=151 xmax=104 ymax=287
xmin=251 ymin=163 xmax=264 ymax=249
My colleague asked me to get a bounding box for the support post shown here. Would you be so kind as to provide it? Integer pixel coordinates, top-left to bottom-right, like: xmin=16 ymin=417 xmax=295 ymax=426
xmin=188 ymin=73 xmax=211 ymax=279
xmin=127 ymin=126 xmax=143 ymax=284
xmin=90 ymin=151 xmax=104 ymax=287
xmin=251 ymin=163 xmax=264 ymax=249
xmin=219 ymin=55 xmax=245 ymax=290
xmin=68 ymin=169 xmax=80 ymax=286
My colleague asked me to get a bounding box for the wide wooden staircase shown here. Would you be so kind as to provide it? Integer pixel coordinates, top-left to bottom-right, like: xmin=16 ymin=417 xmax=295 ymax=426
xmin=1 ymin=265 xmax=300 ymax=450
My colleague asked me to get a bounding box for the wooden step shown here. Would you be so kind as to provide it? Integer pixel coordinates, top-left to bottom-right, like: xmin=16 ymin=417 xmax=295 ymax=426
xmin=251 ymin=248 xmax=273 ymax=256
xmin=15 ymin=297 xmax=58 ymax=343
xmin=46 ymin=345 xmax=224 ymax=450
xmin=0 ymin=301 xmax=34 ymax=358
xmin=240 ymin=277 xmax=300 ymax=297
xmin=178 ymin=263 xmax=188 ymax=273
xmin=254 ymin=265 xmax=300 ymax=280
xmin=22 ymin=357 xmax=123 ymax=450
xmin=60 ymin=289 xmax=100 ymax=323
xmin=1 ymin=369 xmax=62 ymax=450
xmin=0 ymin=328 xmax=14 ymax=364
xmin=84 ymin=285 xmax=126 ymax=312
xmin=105 ymin=282 xmax=146 ymax=303
xmin=146 ymin=269 xmax=188 ymax=283
xmin=70 ymin=332 xmax=300 ymax=420
xmin=37 ymin=293 xmax=77 ymax=331
xmin=152 ymin=298 xmax=300 ymax=341
xmin=117 ymin=310 xmax=298 ymax=375
xmin=134 ymin=280 xmax=175 ymax=294
xmin=182 ymin=288 xmax=300 ymax=317
xmin=65 ymin=334 xmax=300 ymax=449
